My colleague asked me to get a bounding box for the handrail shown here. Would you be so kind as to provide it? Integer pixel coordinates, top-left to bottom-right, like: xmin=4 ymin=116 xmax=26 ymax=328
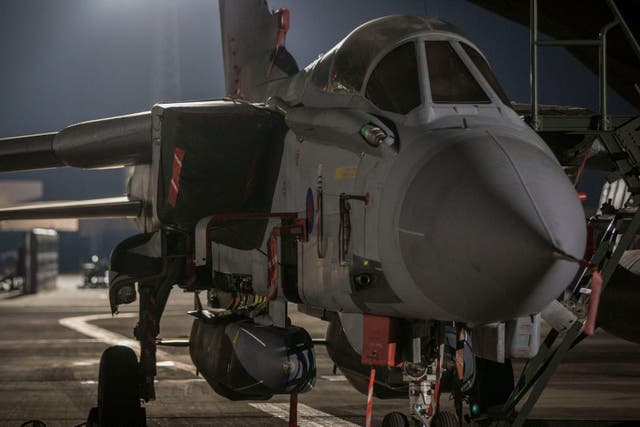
xmin=607 ymin=0 xmax=640 ymax=63
xmin=528 ymin=0 xmax=639 ymax=131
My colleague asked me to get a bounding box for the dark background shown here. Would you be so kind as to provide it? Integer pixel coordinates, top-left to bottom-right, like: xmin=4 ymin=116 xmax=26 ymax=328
xmin=0 ymin=0 xmax=637 ymax=271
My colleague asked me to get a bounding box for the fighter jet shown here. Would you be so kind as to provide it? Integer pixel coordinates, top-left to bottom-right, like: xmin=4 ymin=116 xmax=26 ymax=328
xmin=0 ymin=1 xmax=638 ymax=426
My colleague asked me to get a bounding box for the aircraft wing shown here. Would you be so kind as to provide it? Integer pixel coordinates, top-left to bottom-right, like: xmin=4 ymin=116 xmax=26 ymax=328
xmin=0 ymin=101 xmax=289 ymax=239
xmin=0 ymin=197 xmax=142 ymax=220
xmin=0 ymin=112 xmax=151 ymax=172
xmin=469 ymin=0 xmax=640 ymax=110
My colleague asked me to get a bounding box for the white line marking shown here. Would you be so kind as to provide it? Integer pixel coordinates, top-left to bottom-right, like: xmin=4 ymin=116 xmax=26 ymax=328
xmin=0 ymin=338 xmax=102 ymax=345
xmin=320 ymin=375 xmax=347 ymax=382
xmin=156 ymin=378 xmax=206 ymax=384
xmin=58 ymin=313 xmax=195 ymax=373
xmin=250 ymin=403 xmax=359 ymax=427
xmin=398 ymin=227 xmax=425 ymax=237
xmin=72 ymin=360 xmax=100 ymax=366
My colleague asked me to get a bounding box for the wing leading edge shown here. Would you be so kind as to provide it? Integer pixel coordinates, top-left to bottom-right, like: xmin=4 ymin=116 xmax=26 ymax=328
xmin=0 ymin=197 xmax=143 ymax=221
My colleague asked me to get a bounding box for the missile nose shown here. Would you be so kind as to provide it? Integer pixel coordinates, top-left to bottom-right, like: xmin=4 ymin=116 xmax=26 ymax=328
xmin=398 ymin=133 xmax=586 ymax=323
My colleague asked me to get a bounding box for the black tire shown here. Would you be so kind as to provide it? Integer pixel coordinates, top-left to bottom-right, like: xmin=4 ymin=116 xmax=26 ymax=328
xmin=98 ymin=345 xmax=140 ymax=409
xmin=382 ymin=411 xmax=409 ymax=427
xmin=19 ymin=421 xmax=47 ymax=427
xmin=96 ymin=345 xmax=145 ymax=426
xmin=430 ymin=411 xmax=458 ymax=427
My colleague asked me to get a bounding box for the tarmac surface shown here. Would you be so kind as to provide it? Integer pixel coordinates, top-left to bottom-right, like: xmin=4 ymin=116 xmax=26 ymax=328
xmin=0 ymin=275 xmax=639 ymax=426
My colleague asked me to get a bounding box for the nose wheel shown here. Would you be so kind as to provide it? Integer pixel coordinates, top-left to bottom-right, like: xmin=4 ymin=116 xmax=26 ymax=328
xmin=382 ymin=411 xmax=410 ymax=427
xmin=429 ymin=412 xmax=459 ymax=427
xmin=382 ymin=411 xmax=459 ymax=427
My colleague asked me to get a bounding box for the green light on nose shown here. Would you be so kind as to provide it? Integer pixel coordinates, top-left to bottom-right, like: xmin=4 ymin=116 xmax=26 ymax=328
xmin=471 ymin=403 xmax=480 ymax=416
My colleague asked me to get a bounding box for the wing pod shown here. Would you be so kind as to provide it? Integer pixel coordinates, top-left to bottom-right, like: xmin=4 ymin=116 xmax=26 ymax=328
xmin=190 ymin=316 xmax=315 ymax=400
xmin=0 ymin=112 xmax=152 ymax=172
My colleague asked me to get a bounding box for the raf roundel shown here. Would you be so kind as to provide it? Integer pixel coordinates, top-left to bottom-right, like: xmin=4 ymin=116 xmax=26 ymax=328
xmin=305 ymin=187 xmax=315 ymax=235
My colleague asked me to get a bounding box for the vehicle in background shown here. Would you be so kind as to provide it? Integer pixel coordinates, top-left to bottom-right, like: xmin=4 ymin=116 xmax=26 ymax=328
xmin=78 ymin=255 xmax=109 ymax=289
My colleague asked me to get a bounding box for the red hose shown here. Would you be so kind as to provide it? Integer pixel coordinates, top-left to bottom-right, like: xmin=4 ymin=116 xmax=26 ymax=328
xmin=365 ymin=368 xmax=376 ymax=427
xmin=289 ymin=393 xmax=298 ymax=427
xmin=584 ymin=269 xmax=603 ymax=335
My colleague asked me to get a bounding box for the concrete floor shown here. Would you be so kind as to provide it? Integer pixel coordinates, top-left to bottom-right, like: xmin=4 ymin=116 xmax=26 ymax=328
xmin=0 ymin=275 xmax=639 ymax=426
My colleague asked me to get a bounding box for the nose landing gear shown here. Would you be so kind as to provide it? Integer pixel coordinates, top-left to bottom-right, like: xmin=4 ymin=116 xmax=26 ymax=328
xmin=380 ymin=323 xmax=472 ymax=427
xmin=405 ymin=333 xmax=459 ymax=427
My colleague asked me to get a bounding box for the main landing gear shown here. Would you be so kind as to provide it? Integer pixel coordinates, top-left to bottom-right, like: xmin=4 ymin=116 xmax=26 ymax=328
xmin=87 ymin=231 xmax=186 ymax=427
xmin=87 ymin=346 xmax=146 ymax=427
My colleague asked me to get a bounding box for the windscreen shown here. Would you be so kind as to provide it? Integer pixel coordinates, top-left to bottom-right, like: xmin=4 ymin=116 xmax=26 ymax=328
xmin=365 ymin=42 xmax=421 ymax=114
xmin=425 ymin=41 xmax=490 ymax=104
xmin=461 ymin=43 xmax=511 ymax=106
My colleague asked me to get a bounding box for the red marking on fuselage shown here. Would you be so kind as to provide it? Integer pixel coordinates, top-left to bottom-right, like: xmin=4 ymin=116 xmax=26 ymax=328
xmin=167 ymin=147 xmax=185 ymax=207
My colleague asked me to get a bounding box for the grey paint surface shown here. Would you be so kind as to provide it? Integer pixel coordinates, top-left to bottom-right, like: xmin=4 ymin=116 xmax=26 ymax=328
xmin=254 ymin=16 xmax=586 ymax=323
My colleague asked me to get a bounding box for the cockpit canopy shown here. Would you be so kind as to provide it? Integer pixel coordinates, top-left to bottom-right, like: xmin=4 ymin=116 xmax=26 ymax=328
xmin=311 ymin=15 xmax=510 ymax=115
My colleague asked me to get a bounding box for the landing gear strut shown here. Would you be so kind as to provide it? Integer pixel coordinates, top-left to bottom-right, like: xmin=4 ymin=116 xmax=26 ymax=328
xmin=405 ymin=337 xmax=457 ymax=427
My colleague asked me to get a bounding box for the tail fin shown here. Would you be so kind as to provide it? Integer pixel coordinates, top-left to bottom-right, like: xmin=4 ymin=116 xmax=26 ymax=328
xmin=219 ymin=0 xmax=298 ymax=100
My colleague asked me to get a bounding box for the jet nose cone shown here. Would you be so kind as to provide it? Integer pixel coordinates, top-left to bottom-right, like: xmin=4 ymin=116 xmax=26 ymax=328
xmin=398 ymin=133 xmax=586 ymax=323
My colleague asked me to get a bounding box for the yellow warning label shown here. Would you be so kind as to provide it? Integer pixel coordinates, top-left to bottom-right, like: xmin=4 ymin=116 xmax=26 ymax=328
xmin=335 ymin=166 xmax=358 ymax=180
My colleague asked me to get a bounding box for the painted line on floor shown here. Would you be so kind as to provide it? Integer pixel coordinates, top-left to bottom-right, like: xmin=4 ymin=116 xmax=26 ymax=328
xmin=249 ymin=403 xmax=359 ymax=427
xmin=0 ymin=338 xmax=102 ymax=345
xmin=58 ymin=313 xmax=195 ymax=373
xmin=320 ymin=375 xmax=347 ymax=382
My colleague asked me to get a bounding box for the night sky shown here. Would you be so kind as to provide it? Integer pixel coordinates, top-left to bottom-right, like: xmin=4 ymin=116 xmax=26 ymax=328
xmin=0 ymin=0 xmax=638 ymax=270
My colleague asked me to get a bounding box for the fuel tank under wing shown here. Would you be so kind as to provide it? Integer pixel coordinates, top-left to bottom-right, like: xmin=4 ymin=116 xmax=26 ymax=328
xmin=0 ymin=112 xmax=152 ymax=172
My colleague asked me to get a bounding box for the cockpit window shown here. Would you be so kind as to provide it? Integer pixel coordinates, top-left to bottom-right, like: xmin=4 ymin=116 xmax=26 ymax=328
xmin=311 ymin=48 xmax=335 ymax=90
xmin=365 ymin=42 xmax=421 ymax=114
xmin=425 ymin=41 xmax=490 ymax=104
xmin=461 ymin=44 xmax=511 ymax=106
